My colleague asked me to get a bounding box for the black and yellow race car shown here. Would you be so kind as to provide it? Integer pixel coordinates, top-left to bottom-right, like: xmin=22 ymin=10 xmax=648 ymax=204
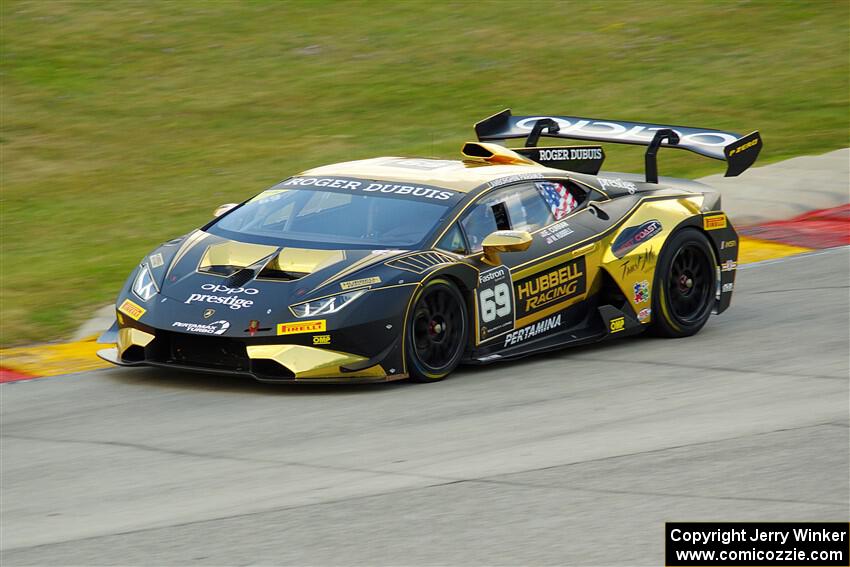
xmin=98 ymin=110 xmax=761 ymax=382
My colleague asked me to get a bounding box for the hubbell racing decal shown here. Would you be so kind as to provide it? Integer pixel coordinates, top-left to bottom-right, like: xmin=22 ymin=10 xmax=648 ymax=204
xmin=477 ymin=265 xmax=515 ymax=342
xmin=340 ymin=276 xmax=381 ymax=290
xmin=281 ymin=176 xmax=459 ymax=202
xmin=503 ymin=313 xmax=562 ymax=347
xmin=118 ymin=298 xmax=146 ymax=320
xmin=514 ymin=256 xmax=586 ymax=320
xmin=277 ymin=320 xmax=327 ymax=335
xmin=612 ymin=220 xmax=663 ymax=258
xmin=703 ymin=213 xmax=727 ymax=230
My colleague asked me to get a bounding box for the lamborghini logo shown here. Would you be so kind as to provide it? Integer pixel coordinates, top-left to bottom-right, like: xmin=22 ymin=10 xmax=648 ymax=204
xmin=203 ymin=308 xmax=215 ymax=319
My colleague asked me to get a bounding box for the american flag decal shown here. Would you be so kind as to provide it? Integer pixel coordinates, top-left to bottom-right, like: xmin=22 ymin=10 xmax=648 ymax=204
xmin=536 ymin=182 xmax=578 ymax=220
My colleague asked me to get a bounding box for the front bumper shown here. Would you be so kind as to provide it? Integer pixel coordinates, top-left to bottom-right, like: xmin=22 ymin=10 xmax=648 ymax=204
xmin=99 ymin=326 xmax=405 ymax=383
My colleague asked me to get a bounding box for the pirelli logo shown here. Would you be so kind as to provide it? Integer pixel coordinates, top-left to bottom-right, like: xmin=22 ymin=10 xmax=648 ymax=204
xmin=118 ymin=298 xmax=146 ymax=321
xmin=703 ymin=214 xmax=727 ymax=231
xmin=277 ymin=320 xmax=326 ymax=335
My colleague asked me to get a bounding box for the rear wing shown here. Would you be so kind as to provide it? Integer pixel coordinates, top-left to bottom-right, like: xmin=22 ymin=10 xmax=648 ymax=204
xmin=474 ymin=109 xmax=762 ymax=182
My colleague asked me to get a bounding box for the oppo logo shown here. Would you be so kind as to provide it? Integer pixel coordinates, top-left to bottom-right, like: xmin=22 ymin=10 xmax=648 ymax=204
xmin=201 ymin=284 xmax=258 ymax=295
xmin=515 ymin=117 xmax=737 ymax=148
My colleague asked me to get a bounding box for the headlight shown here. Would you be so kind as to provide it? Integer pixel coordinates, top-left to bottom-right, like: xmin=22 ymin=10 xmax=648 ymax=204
xmin=290 ymin=290 xmax=365 ymax=318
xmin=132 ymin=264 xmax=159 ymax=301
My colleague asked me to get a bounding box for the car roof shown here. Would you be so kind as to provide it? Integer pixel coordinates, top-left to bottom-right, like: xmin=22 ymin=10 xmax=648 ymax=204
xmin=300 ymin=156 xmax=568 ymax=193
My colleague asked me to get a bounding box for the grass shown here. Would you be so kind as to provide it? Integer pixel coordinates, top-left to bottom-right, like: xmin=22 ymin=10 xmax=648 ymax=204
xmin=1 ymin=0 xmax=848 ymax=345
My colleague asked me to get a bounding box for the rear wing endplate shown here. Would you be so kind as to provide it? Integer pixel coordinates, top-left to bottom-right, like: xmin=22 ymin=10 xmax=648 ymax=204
xmin=474 ymin=109 xmax=762 ymax=181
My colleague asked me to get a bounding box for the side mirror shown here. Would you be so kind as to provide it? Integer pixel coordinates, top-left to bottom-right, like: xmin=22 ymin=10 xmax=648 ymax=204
xmin=481 ymin=230 xmax=533 ymax=265
xmin=213 ymin=203 xmax=238 ymax=218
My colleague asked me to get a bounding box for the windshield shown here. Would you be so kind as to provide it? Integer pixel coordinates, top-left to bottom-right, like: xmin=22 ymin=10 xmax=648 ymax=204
xmin=208 ymin=179 xmax=457 ymax=249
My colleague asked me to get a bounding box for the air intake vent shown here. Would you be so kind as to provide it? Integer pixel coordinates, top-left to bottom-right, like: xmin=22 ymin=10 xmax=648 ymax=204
xmin=225 ymin=268 xmax=256 ymax=288
xmin=385 ymin=251 xmax=456 ymax=274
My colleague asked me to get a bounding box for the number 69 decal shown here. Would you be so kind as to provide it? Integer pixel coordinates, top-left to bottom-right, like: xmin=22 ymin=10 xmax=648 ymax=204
xmin=476 ymin=265 xmax=515 ymax=342
xmin=479 ymin=284 xmax=511 ymax=322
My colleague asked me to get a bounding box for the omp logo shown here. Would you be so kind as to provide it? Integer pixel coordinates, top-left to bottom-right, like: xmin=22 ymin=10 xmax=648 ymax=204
xmin=609 ymin=317 xmax=625 ymax=333
xmin=703 ymin=214 xmax=727 ymax=230
xmin=277 ymin=320 xmax=326 ymax=335
xmin=312 ymin=334 xmax=331 ymax=345
xmin=514 ymin=117 xmax=739 ymax=148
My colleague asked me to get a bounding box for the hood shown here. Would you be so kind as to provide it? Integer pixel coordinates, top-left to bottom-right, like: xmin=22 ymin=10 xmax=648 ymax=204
xmin=149 ymin=231 xmax=405 ymax=306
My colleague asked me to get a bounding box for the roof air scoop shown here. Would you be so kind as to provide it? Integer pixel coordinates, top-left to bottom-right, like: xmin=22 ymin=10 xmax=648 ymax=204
xmin=461 ymin=142 xmax=536 ymax=166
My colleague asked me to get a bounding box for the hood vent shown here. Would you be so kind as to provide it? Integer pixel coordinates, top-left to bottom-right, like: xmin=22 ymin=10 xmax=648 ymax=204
xmin=385 ymin=251 xmax=456 ymax=274
xmin=225 ymin=268 xmax=257 ymax=288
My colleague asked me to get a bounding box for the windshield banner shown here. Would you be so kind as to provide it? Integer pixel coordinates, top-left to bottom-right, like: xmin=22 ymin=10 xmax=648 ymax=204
xmin=279 ymin=176 xmax=462 ymax=204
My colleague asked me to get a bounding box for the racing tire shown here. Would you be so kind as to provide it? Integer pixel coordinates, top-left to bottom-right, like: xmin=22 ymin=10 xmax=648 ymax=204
xmin=405 ymin=278 xmax=468 ymax=382
xmin=651 ymin=227 xmax=717 ymax=338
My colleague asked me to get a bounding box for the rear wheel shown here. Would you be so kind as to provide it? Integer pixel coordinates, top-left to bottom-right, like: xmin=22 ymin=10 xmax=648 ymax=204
xmin=406 ymin=278 xmax=468 ymax=382
xmin=652 ymin=228 xmax=717 ymax=338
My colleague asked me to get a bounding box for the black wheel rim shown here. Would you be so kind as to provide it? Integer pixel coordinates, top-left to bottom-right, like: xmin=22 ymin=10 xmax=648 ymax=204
xmin=412 ymin=286 xmax=464 ymax=373
xmin=667 ymin=243 xmax=713 ymax=324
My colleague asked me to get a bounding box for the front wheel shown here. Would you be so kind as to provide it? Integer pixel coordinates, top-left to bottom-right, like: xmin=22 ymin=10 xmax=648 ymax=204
xmin=405 ymin=278 xmax=468 ymax=382
xmin=651 ymin=228 xmax=717 ymax=338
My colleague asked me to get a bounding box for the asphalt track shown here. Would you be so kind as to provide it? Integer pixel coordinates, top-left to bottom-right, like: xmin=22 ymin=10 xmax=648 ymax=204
xmin=2 ymin=248 xmax=848 ymax=566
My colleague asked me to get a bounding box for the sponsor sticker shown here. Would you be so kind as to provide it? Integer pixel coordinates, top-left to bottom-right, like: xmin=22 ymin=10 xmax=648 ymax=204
xmin=720 ymin=240 xmax=737 ymax=249
xmin=727 ymin=136 xmax=760 ymax=155
xmin=312 ymin=334 xmax=331 ymax=345
xmin=340 ymin=276 xmax=381 ymax=290
xmin=609 ymin=316 xmax=625 ymax=333
xmin=619 ymin=246 xmax=657 ymax=278
xmin=477 ymin=265 xmax=515 ymax=342
xmin=598 ymin=177 xmax=638 ymax=194
xmin=612 ymin=220 xmax=663 ymax=258
xmin=281 ymin=176 xmax=457 ymax=202
xmin=172 ymin=320 xmax=230 ymax=335
xmin=722 ymin=282 xmax=734 ymax=293
xmin=633 ymin=280 xmax=650 ymax=304
xmin=185 ymin=283 xmax=259 ymax=310
xmin=149 ymin=253 xmax=164 ymax=268
xmin=118 ymin=298 xmax=146 ymax=321
xmin=721 ymin=260 xmax=737 ymax=272
xmin=637 ymin=308 xmax=651 ymax=322
xmin=539 ymin=220 xmax=574 ymax=245
xmin=277 ymin=320 xmax=327 ymax=335
xmin=504 ymin=314 xmax=562 ymax=347
xmin=514 ymin=117 xmax=739 ymax=148
xmin=487 ymin=172 xmax=544 ymax=188
xmin=514 ymin=257 xmax=586 ymax=319
xmin=203 ymin=308 xmax=215 ymax=319
xmin=703 ymin=214 xmax=727 ymax=231
xmin=247 ymin=320 xmax=260 ymax=336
